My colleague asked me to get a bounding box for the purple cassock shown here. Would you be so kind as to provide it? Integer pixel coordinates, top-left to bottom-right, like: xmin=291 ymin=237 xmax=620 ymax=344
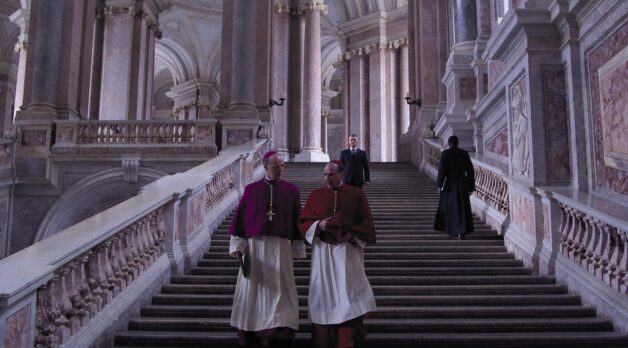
xmin=228 ymin=178 xmax=303 ymax=241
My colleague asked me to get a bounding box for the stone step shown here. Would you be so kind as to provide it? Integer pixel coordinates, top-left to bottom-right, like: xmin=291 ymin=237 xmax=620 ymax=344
xmin=196 ymin=258 xmax=524 ymax=268
xmin=169 ymin=275 xmax=557 ymax=286
xmin=151 ymin=294 xmax=581 ymax=307
xmin=126 ymin=317 xmax=613 ymax=333
xmin=188 ymin=267 xmax=533 ymax=277
xmin=204 ymin=245 xmax=509 ymax=253
xmin=160 ymin=284 xmax=567 ymax=296
xmin=139 ymin=305 xmax=597 ymax=320
xmin=203 ymin=251 xmax=516 ymax=260
xmin=114 ymin=330 xmax=628 ymax=348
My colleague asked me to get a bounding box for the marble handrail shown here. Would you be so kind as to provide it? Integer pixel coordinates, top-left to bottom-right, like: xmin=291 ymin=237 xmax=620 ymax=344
xmin=0 ymin=139 xmax=268 ymax=347
xmin=54 ymin=119 xmax=216 ymax=145
xmin=549 ymin=189 xmax=627 ymax=295
xmin=423 ymin=138 xmax=442 ymax=169
xmin=471 ymin=158 xmax=509 ymax=215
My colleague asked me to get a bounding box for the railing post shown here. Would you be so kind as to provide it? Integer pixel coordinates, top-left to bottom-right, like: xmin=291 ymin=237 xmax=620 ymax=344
xmin=538 ymin=190 xmax=563 ymax=276
xmin=163 ymin=193 xmax=184 ymax=275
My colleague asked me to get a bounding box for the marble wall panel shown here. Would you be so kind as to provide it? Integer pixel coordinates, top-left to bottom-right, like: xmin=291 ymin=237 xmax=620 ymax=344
xmin=226 ymin=129 xmax=253 ymax=146
xmin=542 ymin=66 xmax=571 ymax=182
xmin=186 ymin=191 xmax=205 ymax=237
xmin=488 ymin=60 xmax=505 ymax=90
xmin=509 ymin=75 xmax=530 ymax=177
xmin=20 ymin=130 xmax=46 ymax=146
xmin=460 ymin=77 xmax=476 ymax=100
xmin=586 ymin=21 xmax=628 ymax=196
xmin=542 ymin=202 xmax=550 ymax=242
xmin=510 ymin=190 xmax=534 ymax=237
xmin=3 ymin=304 xmax=30 ymax=348
xmin=486 ymin=127 xmax=509 ymax=157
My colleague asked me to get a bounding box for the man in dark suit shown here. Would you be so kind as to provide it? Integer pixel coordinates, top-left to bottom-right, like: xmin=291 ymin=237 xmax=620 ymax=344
xmin=339 ymin=134 xmax=370 ymax=189
xmin=436 ymin=135 xmax=475 ymax=239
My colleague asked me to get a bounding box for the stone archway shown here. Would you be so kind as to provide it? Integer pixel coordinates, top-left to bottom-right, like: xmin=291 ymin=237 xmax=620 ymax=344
xmin=34 ymin=167 xmax=166 ymax=242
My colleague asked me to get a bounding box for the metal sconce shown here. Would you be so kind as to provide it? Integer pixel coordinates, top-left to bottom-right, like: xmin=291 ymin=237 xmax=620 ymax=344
xmin=269 ymin=98 xmax=286 ymax=107
xmin=404 ymin=96 xmax=422 ymax=107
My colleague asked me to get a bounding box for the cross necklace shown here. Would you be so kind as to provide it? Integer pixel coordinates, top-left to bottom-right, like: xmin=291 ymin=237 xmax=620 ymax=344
xmin=265 ymin=179 xmax=277 ymax=221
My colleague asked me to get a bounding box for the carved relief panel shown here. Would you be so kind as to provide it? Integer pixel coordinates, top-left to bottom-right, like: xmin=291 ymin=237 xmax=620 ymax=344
xmin=542 ymin=66 xmax=571 ymax=182
xmin=509 ymin=76 xmax=530 ymax=177
xmin=587 ymin=22 xmax=628 ymax=196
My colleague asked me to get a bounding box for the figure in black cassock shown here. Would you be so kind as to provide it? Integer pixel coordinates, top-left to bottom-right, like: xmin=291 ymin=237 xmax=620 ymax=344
xmin=435 ymin=135 xmax=475 ymax=239
xmin=340 ymin=134 xmax=370 ymax=189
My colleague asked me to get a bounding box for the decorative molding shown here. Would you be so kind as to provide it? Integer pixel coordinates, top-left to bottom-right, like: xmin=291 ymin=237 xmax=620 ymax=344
xmin=121 ymin=155 xmax=140 ymax=184
xmin=338 ymin=38 xmax=408 ymax=62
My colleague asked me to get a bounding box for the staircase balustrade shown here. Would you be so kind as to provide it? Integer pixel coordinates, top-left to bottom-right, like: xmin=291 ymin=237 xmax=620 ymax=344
xmin=425 ymin=140 xmax=441 ymax=169
xmin=0 ymin=139 xmax=269 ymax=348
xmin=472 ymin=161 xmax=509 ymax=215
xmin=557 ymin=201 xmax=627 ymax=295
xmin=74 ymin=121 xmax=196 ymax=144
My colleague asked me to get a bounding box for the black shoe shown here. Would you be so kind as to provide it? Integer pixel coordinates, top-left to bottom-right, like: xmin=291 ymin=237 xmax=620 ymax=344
xmin=457 ymin=234 xmax=466 ymax=240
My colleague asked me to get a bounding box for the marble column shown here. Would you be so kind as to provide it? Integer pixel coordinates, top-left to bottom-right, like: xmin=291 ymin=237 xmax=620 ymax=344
xmin=287 ymin=10 xmax=305 ymax=156
xmin=88 ymin=2 xmax=105 ymax=120
xmin=348 ymin=54 xmax=367 ymax=144
xmin=99 ymin=0 xmax=161 ymax=120
xmin=17 ymin=0 xmax=64 ymax=118
xmin=436 ymin=0 xmax=478 ymax=150
xmin=216 ymin=0 xmax=271 ymax=148
xmin=294 ymin=2 xmax=328 ymax=162
xmin=270 ymin=3 xmax=291 ymax=159
xmin=451 ymin=0 xmax=478 ymax=44
xmin=9 ymin=8 xmax=29 ymax=121
xmin=321 ymin=110 xmax=329 ymax=154
xmin=387 ymin=46 xmax=398 ymax=161
xmin=0 ymin=81 xmax=15 ymax=134
xmin=399 ymin=44 xmax=410 ymax=134
xmin=368 ymin=46 xmax=388 ymax=162
xmin=342 ymin=60 xmax=349 ymax=142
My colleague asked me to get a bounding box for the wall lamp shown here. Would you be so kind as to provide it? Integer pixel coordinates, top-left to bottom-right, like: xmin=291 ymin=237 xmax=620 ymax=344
xmin=404 ymin=96 xmax=422 ymax=107
xmin=269 ymin=98 xmax=286 ymax=107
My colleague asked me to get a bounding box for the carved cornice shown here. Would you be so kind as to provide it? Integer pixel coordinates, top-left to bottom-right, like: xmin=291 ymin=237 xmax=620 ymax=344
xmin=274 ymin=1 xmax=328 ymax=16
xmin=338 ymin=37 xmax=408 ymax=62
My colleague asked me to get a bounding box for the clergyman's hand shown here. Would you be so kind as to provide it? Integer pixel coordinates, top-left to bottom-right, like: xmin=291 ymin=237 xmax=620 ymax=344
xmin=318 ymin=217 xmax=332 ymax=232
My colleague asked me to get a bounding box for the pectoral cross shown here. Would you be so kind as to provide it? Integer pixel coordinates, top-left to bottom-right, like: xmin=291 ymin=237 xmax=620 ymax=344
xmin=266 ymin=209 xmax=276 ymax=221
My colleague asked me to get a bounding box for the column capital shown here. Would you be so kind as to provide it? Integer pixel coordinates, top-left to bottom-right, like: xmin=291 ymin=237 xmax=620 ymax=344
xmin=300 ymin=2 xmax=328 ymax=15
xmin=340 ymin=37 xmax=408 ymax=61
xmin=9 ymin=8 xmax=30 ymax=49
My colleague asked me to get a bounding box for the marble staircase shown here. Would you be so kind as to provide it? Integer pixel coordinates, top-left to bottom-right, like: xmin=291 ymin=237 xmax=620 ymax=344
xmin=114 ymin=162 xmax=628 ymax=347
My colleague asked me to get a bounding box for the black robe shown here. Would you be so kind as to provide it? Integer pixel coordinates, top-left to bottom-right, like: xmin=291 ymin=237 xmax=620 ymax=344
xmin=435 ymin=147 xmax=475 ymax=236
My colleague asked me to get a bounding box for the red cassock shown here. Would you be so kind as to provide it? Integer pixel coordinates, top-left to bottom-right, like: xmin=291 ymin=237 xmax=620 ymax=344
xmin=298 ymin=184 xmax=376 ymax=244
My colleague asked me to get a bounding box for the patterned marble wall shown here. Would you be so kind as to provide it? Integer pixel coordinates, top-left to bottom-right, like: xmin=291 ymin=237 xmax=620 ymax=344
xmin=586 ymin=21 xmax=628 ymax=196
xmin=509 ymin=76 xmax=530 ymax=178
xmin=542 ymin=66 xmax=571 ymax=183
xmin=3 ymin=304 xmax=30 ymax=348
xmin=486 ymin=127 xmax=509 ymax=159
xmin=510 ymin=190 xmax=535 ymax=237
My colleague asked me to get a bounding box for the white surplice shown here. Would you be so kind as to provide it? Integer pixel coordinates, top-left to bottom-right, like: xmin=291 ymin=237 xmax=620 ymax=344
xmin=305 ymin=222 xmax=377 ymax=325
xmin=229 ymin=235 xmax=306 ymax=331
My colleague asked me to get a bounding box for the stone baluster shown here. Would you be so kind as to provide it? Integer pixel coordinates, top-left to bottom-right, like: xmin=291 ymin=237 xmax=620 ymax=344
xmin=76 ymin=254 xmax=95 ymax=324
xmin=49 ymin=272 xmax=71 ymax=344
xmin=607 ymin=228 xmax=621 ymax=289
xmin=35 ymin=282 xmax=57 ymax=348
xmin=597 ymin=224 xmax=612 ymax=283
xmin=618 ymin=232 xmax=627 ymax=293
xmin=61 ymin=264 xmax=82 ymax=335
xmin=581 ymin=217 xmax=598 ymax=270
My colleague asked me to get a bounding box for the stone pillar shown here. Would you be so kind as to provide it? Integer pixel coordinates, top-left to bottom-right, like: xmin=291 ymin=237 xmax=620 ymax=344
xmin=0 ymin=81 xmax=15 ymax=134
xmin=387 ymin=46 xmax=398 ymax=161
xmin=294 ymin=2 xmax=328 ymax=162
xmin=342 ymin=60 xmax=350 ymax=141
xmin=399 ymin=43 xmax=410 ymax=134
xmin=99 ymin=0 xmax=162 ymax=121
xmin=88 ymin=2 xmax=105 ymax=120
xmin=368 ymin=46 xmax=388 ymax=162
xmin=321 ymin=110 xmax=329 ymax=154
xmin=348 ymin=54 xmax=367 ymax=144
xmin=436 ymin=0 xmax=478 ymax=150
xmin=287 ymin=10 xmax=304 ymax=156
xmin=451 ymin=0 xmax=478 ymax=44
xmin=216 ymin=0 xmax=271 ymax=149
xmin=270 ymin=2 xmax=291 ymax=159
xmin=9 ymin=8 xmax=29 ymax=121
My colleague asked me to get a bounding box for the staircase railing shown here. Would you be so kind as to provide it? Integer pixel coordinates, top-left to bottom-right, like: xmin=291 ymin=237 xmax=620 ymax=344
xmin=0 ymin=139 xmax=269 ymax=348
xmin=471 ymin=158 xmax=509 ymax=215
xmin=550 ymin=189 xmax=627 ymax=295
